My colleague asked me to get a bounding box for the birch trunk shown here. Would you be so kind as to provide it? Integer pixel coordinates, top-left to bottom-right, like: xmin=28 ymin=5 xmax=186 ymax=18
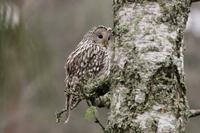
xmin=106 ymin=0 xmax=191 ymax=132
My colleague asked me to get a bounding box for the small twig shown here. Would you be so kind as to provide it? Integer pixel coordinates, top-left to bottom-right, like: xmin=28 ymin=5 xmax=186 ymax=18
xmin=94 ymin=116 xmax=105 ymax=131
xmin=83 ymin=87 xmax=105 ymax=131
xmin=189 ymin=109 xmax=200 ymax=118
xmin=85 ymin=99 xmax=105 ymax=131
xmin=56 ymin=108 xmax=68 ymax=123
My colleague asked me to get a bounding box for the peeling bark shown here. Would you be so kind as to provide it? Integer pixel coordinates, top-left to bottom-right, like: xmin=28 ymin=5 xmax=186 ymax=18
xmin=106 ymin=0 xmax=191 ymax=132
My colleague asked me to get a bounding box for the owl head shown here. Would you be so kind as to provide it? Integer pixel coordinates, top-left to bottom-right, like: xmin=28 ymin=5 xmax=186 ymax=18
xmin=90 ymin=25 xmax=112 ymax=48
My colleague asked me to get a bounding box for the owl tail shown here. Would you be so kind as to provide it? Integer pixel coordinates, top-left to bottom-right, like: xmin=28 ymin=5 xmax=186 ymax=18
xmin=64 ymin=95 xmax=72 ymax=124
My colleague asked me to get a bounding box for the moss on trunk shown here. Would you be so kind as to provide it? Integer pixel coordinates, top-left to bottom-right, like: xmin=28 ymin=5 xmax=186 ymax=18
xmin=106 ymin=0 xmax=191 ymax=132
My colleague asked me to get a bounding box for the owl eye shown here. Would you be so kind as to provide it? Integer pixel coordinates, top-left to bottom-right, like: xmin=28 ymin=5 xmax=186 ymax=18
xmin=108 ymin=36 xmax=111 ymax=40
xmin=98 ymin=34 xmax=103 ymax=39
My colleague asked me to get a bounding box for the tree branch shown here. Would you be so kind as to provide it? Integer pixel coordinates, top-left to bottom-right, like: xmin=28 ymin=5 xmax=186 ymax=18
xmin=191 ymin=0 xmax=200 ymax=3
xmin=189 ymin=109 xmax=200 ymax=118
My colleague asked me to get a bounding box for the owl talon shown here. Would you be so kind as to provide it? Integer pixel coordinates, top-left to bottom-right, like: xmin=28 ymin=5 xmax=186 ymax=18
xmin=56 ymin=108 xmax=68 ymax=123
xmin=64 ymin=119 xmax=69 ymax=124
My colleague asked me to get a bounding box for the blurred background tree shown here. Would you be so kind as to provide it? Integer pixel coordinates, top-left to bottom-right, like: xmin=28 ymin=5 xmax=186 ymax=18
xmin=0 ymin=0 xmax=199 ymax=133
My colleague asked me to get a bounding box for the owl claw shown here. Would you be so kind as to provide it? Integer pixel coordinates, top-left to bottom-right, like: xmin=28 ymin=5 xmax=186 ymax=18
xmin=64 ymin=118 xmax=69 ymax=124
xmin=55 ymin=108 xmax=68 ymax=123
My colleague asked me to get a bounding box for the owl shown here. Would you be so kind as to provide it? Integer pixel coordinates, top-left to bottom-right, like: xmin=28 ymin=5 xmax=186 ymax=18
xmin=63 ymin=25 xmax=112 ymax=123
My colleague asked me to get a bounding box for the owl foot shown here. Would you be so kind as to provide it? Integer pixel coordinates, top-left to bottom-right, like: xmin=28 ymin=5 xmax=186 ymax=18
xmin=56 ymin=108 xmax=68 ymax=123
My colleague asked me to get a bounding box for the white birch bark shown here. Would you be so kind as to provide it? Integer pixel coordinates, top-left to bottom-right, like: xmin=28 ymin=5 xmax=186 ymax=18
xmin=106 ymin=0 xmax=191 ymax=132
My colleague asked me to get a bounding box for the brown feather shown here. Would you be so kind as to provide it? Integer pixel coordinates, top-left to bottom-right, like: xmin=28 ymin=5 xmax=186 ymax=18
xmin=63 ymin=26 xmax=111 ymax=123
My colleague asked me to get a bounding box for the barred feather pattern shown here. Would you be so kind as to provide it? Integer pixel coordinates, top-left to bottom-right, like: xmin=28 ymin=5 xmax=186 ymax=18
xmin=64 ymin=40 xmax=109 ymax=110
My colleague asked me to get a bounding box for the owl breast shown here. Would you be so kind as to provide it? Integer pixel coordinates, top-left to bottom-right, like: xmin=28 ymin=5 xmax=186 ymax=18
xmin=64 ymin=41 xmax=109 ymax=98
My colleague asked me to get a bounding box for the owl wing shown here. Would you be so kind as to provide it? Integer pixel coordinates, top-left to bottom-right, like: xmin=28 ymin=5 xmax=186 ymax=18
xmin=64 ymin=42 xmax=94 ymax=81
xmin=63 ymin=41 xmax=107 ymax=123
xmin=64 ymin=42 xmax=106 ymax=88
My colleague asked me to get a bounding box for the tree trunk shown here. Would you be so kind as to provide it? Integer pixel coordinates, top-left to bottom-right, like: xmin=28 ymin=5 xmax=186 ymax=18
xmin=106 ymin=0 xmax=191 ymax=132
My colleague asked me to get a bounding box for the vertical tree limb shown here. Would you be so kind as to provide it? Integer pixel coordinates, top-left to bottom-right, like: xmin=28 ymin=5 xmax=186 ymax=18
xmin=106 ymin=0 xmax=191 ymax=132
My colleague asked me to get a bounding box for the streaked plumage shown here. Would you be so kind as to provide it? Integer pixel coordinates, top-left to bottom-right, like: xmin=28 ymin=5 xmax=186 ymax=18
xmin=64 ymin=26 xmax=112 ymax=123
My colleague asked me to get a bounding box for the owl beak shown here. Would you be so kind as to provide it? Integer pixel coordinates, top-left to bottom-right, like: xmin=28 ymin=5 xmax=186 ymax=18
xmin=103 ymin=40 xmax=108 ymax=47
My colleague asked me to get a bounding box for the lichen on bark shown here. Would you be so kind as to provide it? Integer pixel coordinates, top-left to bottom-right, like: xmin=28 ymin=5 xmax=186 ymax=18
xmin=106 ymin=0 xmax=191 ymax=132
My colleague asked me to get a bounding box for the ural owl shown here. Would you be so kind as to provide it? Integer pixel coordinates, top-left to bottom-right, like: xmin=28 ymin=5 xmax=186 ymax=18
xmin=63 ymin=26 xmax=112 ymax=123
